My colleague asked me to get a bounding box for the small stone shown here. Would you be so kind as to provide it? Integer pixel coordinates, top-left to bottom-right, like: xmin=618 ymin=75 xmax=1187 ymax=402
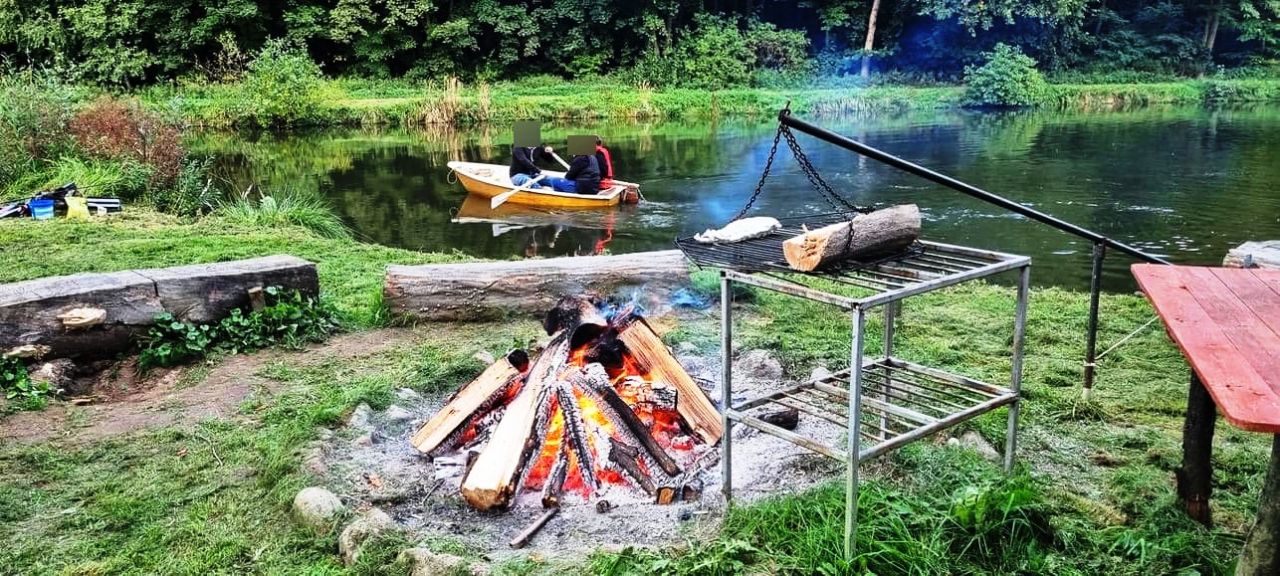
xmin=315 ymin=427 xmax=335 ymax=441
xmin=472 ymin=350 xmax=496 ymax=366
xmin=809 ymin=366 xmax=833 ymax=382
xmin=397 ymin=547 xmax=471 ymax=576
xmin=353 ymin=433 xmax=373 ymax=447
xmin=395 ymin=388 xmax=422 ymax=403
xmin=348 ymin=403 xmax=373 ymax=430
xmin=677 ymin=508 xmax=693 ymax=522
xmin=4 ymin=344 xmax=49 ymax=359
xmin=292 ymin=487 xmax=344 ymax=531
xmin=734 ymin=350 xmax=783 ymax=381
xmin=302 ymin=445 xmax=328 ymax=476
xmin=676 ymin=341 xmax=699 ymax=355
xmin=385 ymin=405 xmax=414 ymax=422
xmin=339 ymin=508 xmax=394 ymax=565
xmin=31 ymin=359 xmax=79 ymax=396
xmin=957 ymin=431 xmax=1001 ymax=462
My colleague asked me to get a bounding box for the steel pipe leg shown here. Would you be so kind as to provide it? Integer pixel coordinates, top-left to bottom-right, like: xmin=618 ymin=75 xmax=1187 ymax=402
xmin=1005 ymin=266 xmax=1030 ymax=473
xmin=881 ymin=301 xmax=896 ymax=440
xmin=1083 ymin=242 xmax=1106 ymax=399
xmin=720 ymin=272 xmax=734 ymax=505
xmin=845 ymin=309 xmax=867 ymax=561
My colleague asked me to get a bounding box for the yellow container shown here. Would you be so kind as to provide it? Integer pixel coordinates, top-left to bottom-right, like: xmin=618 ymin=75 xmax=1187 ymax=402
xmin=65 ymin=196 xmax=89 ymax=220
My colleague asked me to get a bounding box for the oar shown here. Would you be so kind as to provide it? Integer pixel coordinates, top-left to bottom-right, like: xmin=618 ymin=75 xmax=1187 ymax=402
xmin=491 ymin=175 xmax=547 ymax=209
xmin=550 ymin=151 xmax=572 ymax=170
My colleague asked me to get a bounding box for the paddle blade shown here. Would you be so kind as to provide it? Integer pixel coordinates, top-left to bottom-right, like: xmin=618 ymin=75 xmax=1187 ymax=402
xmin=490 ymin=189 xmax=519 ymax=209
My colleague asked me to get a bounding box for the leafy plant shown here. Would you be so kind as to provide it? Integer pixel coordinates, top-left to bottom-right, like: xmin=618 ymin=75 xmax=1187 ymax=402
xmin=139 ymin=287 xmax=340 ymax=370
xmin=1 ymin=356 xmax=49 ymax=409
xmin=149 ymin=156 xmax=217 ymax=217
xmin=240 ymin=40 xmax=333 ymax=127
xmin=69 ymin=96 xmax=186 ymax=189
xmin=964 ymin=44 xmax=1050 ymax=108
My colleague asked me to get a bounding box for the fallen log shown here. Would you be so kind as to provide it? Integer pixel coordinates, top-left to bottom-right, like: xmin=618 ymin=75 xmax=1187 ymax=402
xmin=782 ymin=204 xmax=921 ymax=272
xmin=137 ymin=255 xmax=318 ymax=323
xmin=616 ymin=315 xmax=723 ymax=445
xmin=411 ymin=349 xmax=530 ymax=455
xmin=383 ymin=250 xmax=691 ymax=322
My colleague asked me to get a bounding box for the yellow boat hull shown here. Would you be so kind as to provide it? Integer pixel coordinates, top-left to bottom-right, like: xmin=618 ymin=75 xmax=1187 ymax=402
xmin=447 ymin=161 xmax=636 ymax=209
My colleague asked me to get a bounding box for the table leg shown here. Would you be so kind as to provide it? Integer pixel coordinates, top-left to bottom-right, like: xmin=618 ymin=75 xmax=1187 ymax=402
xmin=1178 ymin=372 xmax=1216 ymax=527
xmin=1237 ymin=435 xmax=1280 ymax=576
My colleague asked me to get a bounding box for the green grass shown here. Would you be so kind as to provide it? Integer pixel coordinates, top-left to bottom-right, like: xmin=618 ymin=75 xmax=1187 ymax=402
xmin=0 ymin=209 xmax=469 ymax=327
xmin=142 ymin=77 xmax=1280 ymax=128
xmin=217 ymin=187 xmax=352 ymax=240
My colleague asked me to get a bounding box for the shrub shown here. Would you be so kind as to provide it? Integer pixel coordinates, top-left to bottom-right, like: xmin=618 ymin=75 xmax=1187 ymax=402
xmin=139 ymin=287 xmax=340 ymax=370
xmin=149 ymin=156 xmax=218 ymax=217
xmin=0 ymin=71 xmax=76 ymax=189
xmin=3 ymin=156 xmax=151 ymax=200
xmin=241 ymin=40 xmax=332 ymax=127
xmin=69 ymin=96 xmax=186 ymax=189
xmin=673 ymin=15 xmax=756 ymax=90
xmin=217 ymin=187 xmax=349 ymax=239
xmin=964 ymin=44 xmax=1049 ymax=108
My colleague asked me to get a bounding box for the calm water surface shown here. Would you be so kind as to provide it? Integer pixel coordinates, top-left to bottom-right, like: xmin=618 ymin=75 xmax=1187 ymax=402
xmin=199 ymin=106 xmax=1280 ymax=290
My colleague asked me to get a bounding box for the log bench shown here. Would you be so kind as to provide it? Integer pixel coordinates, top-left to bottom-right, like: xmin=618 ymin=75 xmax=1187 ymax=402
xmin=1133 ymin=264 xmax=1280 ymax=575
xmin=0 ymin=255 xmax=317 ymax=359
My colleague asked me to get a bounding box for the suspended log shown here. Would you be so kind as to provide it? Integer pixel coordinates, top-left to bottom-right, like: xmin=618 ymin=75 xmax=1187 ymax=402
xmin=411 ymin=349 xmax=530 ymax=455
xmin=384 ymin=251 xmax=691 ymax=322
xmin=782 ymin=204 xmax=921 ymax=272
xmin=616 ymin=315 xmax=723 ymax=445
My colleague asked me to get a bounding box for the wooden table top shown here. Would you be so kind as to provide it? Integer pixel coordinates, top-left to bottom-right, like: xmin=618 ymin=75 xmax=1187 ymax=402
xmin=1133 ymin=264 xmax=1280 ymax=433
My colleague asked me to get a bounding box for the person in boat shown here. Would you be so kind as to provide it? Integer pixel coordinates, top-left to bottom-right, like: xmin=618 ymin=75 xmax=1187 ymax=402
xmin=595 ymin=137 xmax=615 ymax=190
xmin=509 ymin=144 xmax=555 ymax=187
xmin=542 ymin=153 xmax=601 ymax=195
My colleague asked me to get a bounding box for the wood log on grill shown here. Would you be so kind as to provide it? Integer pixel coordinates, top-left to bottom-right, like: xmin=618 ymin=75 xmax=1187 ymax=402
xmin=615 ymin=315 xmax=723 ymax=445
xmin=411 ymin=349 xmax=530 ymax=455
xmin=782 ymin=204 xmax=921 ymax=272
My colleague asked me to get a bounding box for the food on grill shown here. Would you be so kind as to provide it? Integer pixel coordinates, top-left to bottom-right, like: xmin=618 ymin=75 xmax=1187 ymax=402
xmin=694 ymin=216 xmax=782 ymax=244
xmin=783 ymin=204 xmax=921 ymax=271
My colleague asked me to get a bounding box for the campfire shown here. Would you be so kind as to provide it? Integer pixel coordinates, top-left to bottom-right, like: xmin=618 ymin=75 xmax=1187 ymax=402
xmin=411 ymin=297 xmax=723 ymax=511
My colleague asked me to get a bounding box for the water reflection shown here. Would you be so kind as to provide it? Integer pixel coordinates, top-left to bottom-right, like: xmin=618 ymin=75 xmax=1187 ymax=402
xmin=195 ymin=106 xmax=1280 ymax=290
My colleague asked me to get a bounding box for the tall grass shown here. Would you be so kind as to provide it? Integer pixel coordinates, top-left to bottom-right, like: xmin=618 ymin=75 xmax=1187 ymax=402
xmin=2 ymin=156 xmax=151 ymax=201
xmin=217 ymin=187 xmax=349 ymax=239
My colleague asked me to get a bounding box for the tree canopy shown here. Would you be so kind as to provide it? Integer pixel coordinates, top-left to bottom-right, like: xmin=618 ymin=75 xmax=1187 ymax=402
xmin=0 ymin=0 xmax=1275 ymax=86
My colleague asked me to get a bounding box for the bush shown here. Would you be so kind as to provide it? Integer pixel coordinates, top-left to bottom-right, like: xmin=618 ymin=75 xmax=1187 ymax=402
xmin=0 ymin=71 xmax=76 ymax=189
xmin=964 ymin=44 xmax=1049 ymax=108
xmin=149 ymin=156 xmax=218 ymax=217
xmin=139 ymin=287 xmax=340 ymax=369
xmin=240 ymin=40 xmax=332 ymax=127
xmin=217 ymin=187 xmax=349 ymax=239
xmin=69 ymin=96 xmax=186 ymax=189
xmin=673 ymin=16 xmax=756 ymax=90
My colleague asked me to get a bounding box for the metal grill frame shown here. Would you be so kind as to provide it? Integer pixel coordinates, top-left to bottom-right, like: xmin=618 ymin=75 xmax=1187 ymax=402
xmin=717 ymin=240 xmax=1031 ymax=561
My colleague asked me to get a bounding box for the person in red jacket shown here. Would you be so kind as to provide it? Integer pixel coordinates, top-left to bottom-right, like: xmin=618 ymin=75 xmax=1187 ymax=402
xmin=595 ymin=137 xmax=615 ymax=190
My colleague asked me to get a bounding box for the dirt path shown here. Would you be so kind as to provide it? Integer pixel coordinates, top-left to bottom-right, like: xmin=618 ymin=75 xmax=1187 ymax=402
xmin=0 ymin=329 xmax=415 ymax=446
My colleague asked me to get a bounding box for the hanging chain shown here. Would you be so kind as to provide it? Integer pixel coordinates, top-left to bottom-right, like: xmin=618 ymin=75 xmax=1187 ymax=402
xmin=730 ymin=122 xmax=872 ymax=222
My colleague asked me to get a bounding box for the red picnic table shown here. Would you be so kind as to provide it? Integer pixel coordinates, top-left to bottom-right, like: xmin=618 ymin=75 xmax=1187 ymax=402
xmin=1133 ymin=264 xmax=1280 ymax=575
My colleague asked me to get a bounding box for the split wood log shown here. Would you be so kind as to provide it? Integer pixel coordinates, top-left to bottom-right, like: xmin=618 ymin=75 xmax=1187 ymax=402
xmin=383 ymin=250 xmax=691 ymax=322
xmin=782 ymin=204 xmax=921 ymax=272
xmin=411 ymin=349 xmax=530 ymax=455
xmin=616 ymin=315 xmax=723 ymax=445
xmin=655 ymin=486 xmax=677 ymax=505
xmin=572 ymin=364 xmax=681 ymax=477
xmin=541 ymin=444 xmax=570 ymax=509
xmin=554 ymin=381 xmax=598 ymax=487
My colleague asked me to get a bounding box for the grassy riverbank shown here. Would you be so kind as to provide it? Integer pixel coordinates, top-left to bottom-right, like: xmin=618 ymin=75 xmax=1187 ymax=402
xmin=147 ymin=76 xmax=1280 ymax=129
xmin=0 ymin=210 xmax=1270 ymax=574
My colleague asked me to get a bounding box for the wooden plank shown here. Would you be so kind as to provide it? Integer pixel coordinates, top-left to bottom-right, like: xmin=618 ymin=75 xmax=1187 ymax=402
xmin=411 ymin=353 xmax=525 ymax=455
xmin=1182 ymin=267 xmax=1280 ymax=406
xmin=1133 ymin=264 xmax=1280 ymax=432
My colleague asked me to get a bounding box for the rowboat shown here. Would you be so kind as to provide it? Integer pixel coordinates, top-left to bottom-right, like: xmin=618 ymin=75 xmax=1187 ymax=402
xmin=447 ymin=161 xmax=639 ymax=209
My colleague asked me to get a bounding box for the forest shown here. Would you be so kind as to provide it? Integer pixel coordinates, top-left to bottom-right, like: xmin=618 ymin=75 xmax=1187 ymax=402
xmin=1 ymin=0 xmax=1278 ymax=87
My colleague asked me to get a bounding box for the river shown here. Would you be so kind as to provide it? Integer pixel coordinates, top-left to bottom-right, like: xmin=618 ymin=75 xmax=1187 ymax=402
xmin=197 ymin=105 xmax=1280 ymax=290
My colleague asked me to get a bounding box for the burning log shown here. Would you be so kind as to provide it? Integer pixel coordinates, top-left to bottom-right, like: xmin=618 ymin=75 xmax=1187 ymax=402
xmin=782 ymin=204 xmax=921 ymax=272
xmin=540 ymin=444 xmax=570 ymax=509
xmin=411 ymin=349 xmax=530 ymax=456
xmin=607 ymin=440 xmax=656 ymax=495
xmin=572 ymin=364 xmax=681 ymax=477
xmin=616 ymin=316 xmax=723 ymax=445
xmin=554 ymin=382 xmax=598 ymax=488
xmin=655 ymin=487 xmax=678 ymax=505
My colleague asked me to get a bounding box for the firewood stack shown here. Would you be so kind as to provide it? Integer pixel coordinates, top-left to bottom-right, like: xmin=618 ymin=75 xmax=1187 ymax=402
xmin=412 ymin=296 xmax=722 ymax=511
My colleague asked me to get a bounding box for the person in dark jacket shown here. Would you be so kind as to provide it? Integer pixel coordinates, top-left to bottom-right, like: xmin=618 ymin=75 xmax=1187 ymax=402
xmin=594 ymin=138 xmax=615 ymax=190
xmin=509 ymin=145 xmax=555 ymax=186
xmin=543 ymin=154 xmax=601 ymax=195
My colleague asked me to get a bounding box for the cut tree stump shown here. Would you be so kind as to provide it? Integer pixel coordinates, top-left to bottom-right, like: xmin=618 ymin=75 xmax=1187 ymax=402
xmin=384 ymin=251 xmax=691 ymax=322
xmin=782 ymin=204 xmax=921 ymax=272
xmin=617 ymin=315 xmax=723 ymax=445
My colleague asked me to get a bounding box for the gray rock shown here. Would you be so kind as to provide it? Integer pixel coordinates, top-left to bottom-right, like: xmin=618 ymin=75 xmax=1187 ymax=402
xmin=395 ymin=388 xmax=422 ymax=403
xmin=676 ymin=341 xmax=699 ymax=355
xmin=953 ymin=431 xmax=1001 ymax=462
xmin=302 ymin=445 xmax=328 ymax=476
xmin=809 ymin=366 xmax=833 ymax=382
xmin=385 ymin=405 xmax=414 ymax=423
xmin=397 ymin=547 xmax=472 ymax=576
xmin=339 ymin=508 xmax=394 ymax=565
xmin=348 ymin=403 xmax=373 ymax=430
xmin=292 ymin=487 xmax=344 ymax=531
xmin=734 ymin=349 xmax=783 ymax=381
xmin=472 ymin=350 xmax=496 ymax=366
xmin=353 ymin=433 xmax=374 ymax=447
xmin=32 ymin=359 xmax=79 ymax=396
